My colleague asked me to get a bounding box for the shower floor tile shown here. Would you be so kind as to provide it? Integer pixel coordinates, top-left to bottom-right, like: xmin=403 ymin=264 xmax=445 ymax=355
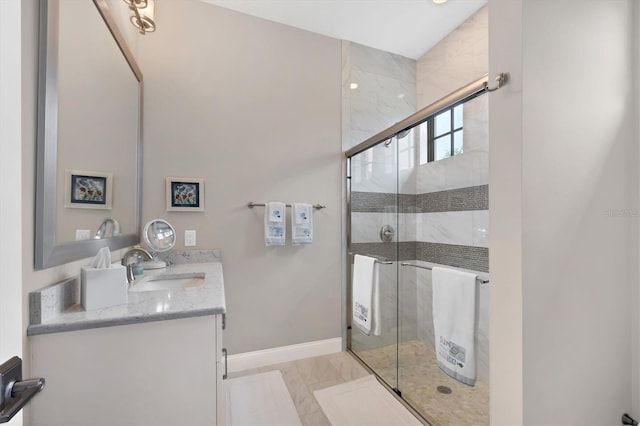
xmin=355 ymin=339 xmax=489 ymax=425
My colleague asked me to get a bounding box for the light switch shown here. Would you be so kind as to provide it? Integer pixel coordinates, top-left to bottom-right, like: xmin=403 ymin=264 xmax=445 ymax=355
xmin=185 ymin=230 xmax=196 ymax=247
xmin=75 ymin=229 xmax=91 ymax=241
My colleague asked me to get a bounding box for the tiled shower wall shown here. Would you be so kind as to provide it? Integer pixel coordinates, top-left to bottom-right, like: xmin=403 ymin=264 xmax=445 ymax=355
xmin=341 ymin=41 xmax=416 ymax=152
xmin=350 ymin=95 xmax=489 ymax=273
xmin=343 ymin=41 xmax=418 ymax=345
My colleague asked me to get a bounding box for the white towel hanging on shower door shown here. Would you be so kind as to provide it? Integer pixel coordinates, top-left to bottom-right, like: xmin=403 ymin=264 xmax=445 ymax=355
xmin=432 ymin=266 xmax=478 ymax=386
xmin=352 ymin=255 xmax=381 ymax=336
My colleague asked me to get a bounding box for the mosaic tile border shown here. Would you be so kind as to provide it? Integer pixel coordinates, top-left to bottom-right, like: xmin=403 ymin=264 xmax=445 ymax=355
xmin=417 ymin=185 xmax=488 ymax=213
xmin=350 ymin=242 xmax=416 ymax=262
xmin=350 ymin=192 xmax=398 ymax=213
xmin=351 ymin=185 xmax=488 ymax=213
xmin=350 ymin=241 xmax=488 ymax=272
xmin=417 ymin=242 xmax=488 ymax=272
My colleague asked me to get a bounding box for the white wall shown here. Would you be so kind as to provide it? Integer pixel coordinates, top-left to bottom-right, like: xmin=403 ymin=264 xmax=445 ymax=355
xmin=521 ymin=1 xmax=635 ymax=423
xmin=137 ymin=0 xmax=342 ymax=354
xmin=490 ymin=0 xmax=638 ymax=423
xmin=0 ymin=1 xmax=23 ymax=423
xmin=488 ymin=0 xmax=523 ymax=422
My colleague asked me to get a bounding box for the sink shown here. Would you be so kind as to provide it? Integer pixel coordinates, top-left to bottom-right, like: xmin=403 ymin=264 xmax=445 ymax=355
xmin=130 ymin=273 xmax=205 ymax=292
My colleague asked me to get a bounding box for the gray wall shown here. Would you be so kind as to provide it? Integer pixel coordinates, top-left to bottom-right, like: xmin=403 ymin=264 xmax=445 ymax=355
xmin=136 ymin=0 xmax=343 ymax=354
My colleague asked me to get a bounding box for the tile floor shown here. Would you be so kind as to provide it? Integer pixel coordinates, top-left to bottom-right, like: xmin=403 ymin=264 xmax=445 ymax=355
xmin=227 ymin=351 xmax=422 ymax=425
xmin=355 ymin=340 xmax=489 ymax=425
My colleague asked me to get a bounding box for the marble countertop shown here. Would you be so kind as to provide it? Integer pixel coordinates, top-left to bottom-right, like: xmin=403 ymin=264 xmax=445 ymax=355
xmin=27 ymin=262 xmax=226 ymax=336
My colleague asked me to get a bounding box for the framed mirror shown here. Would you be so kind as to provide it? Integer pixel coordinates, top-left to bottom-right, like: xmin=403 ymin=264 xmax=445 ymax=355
xmin=35 ymin=0 xmax=143 ymax=269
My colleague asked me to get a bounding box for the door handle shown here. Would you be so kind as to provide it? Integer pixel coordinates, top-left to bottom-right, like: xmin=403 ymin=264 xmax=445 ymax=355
xmin=0 ymin=357 xmax=45 ymax=424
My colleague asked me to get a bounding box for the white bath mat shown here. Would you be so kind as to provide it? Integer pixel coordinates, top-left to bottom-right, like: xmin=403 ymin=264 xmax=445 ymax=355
xmin=313 ymin=375 xmax=421 ymax=426
xmin=224 ymin=370 xmax=301 ymax=426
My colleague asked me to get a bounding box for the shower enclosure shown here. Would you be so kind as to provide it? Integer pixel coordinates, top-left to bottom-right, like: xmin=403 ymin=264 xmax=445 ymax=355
xmin=346 ymin=76 xmax=490 ymax=425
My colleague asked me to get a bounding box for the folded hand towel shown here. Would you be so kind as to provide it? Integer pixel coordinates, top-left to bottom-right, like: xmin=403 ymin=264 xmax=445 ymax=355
xmin=352 ymin=255 xmax=381 ymax=336
xmin=264 ymin=202 xmax=286 ymax=246
xmin=292 ymin=203 xmax=313 ymax=246
xmin=432 ymin=267 xmax=478 ymax=386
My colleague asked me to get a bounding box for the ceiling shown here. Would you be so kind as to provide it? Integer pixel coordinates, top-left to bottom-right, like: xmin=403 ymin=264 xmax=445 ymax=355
xmin=201 ymin=0 xmax=487 ymax=59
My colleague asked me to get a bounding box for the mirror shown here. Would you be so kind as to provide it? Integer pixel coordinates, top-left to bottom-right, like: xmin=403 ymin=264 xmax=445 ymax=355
xmin=35 ymin=0 xmax=142 ymax=269
xmin=143 ymin=219 xmax=176 ymax=253
xmin=142 ymin=219 xmax=176 ymax=269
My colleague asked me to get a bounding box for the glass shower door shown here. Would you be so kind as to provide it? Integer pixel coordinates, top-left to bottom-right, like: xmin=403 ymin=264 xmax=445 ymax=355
xmin=346 ymin=77 xmax=491 ymax=424
xmin=348 ymin=137 xmax=399 ymax=392
xmin=397 ymin=94 xmax=490 ymax=425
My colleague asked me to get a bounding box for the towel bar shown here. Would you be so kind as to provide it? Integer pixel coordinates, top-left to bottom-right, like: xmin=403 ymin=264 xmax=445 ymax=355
xmin=347 ymin=252 xmax=393 ymax=265
xmin=248 ymin=202 xmax=326 ymax=209
xmin=401 ymin=262 xmax=489 ymax=284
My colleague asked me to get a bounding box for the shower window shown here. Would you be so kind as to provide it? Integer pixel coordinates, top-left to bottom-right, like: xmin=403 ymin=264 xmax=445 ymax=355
xmin=420 ymin=103 xmax=464 ymax=163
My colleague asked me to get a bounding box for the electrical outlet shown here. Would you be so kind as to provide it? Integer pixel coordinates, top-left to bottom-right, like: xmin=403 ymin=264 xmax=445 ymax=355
xmin=185 ymin=230 xmax=196 ymax=247
xmin=75 ymin=229 xmax=91 ymax=241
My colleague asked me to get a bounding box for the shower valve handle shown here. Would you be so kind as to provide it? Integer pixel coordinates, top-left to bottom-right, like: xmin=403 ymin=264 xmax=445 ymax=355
xmin=380 ymin=225 xmax=395 ymax=242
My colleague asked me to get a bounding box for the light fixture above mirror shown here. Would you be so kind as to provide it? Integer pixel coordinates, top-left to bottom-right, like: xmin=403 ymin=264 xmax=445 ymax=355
xmin=124 ymin=0 xmax=156 ymax=34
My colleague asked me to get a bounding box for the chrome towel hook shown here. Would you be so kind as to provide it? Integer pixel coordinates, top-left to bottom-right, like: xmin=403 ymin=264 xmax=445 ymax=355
xmin=483 ymin=72 xmax=509 ymax=92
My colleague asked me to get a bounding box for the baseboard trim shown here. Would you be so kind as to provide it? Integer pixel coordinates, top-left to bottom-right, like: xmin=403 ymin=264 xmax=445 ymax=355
xmin=227 ymin=337 xmax=343 ymax=373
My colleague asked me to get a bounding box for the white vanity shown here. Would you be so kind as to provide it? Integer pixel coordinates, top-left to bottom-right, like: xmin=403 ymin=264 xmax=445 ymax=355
xmin=27 ymin=261 xmax=226 ymax=426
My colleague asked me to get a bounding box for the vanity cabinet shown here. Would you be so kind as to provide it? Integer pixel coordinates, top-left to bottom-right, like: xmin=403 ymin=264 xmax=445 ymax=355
xmin=29 ymin=315 xmax=225 ymax=425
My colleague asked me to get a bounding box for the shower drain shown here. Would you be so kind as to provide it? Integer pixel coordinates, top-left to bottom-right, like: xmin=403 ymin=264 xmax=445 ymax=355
xmin=437 ymin=385 xmax=452 ymax=395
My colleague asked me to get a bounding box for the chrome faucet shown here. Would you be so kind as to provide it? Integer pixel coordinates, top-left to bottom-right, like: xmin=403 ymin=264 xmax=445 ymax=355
xmin=121 ymin=246 xmax=153 ymax=283
xmin=94 ymin=218 xmax=121 ymax=239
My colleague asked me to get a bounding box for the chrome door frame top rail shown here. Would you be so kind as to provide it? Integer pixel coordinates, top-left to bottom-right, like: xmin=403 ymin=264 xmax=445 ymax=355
xmin=345 ymin=73 xmax=508 ymax=159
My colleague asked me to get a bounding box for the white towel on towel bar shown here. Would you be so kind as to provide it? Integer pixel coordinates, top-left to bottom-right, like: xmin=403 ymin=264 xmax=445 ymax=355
xmin=264 ymin=202 xmax=286 ymax=246
xmin=352 ymin=255 xmax=381 ymax=336
xmin=432 ymin=266 xmax=478 ymax=386
xmin=292 ymin=203 xmax=313 ymax=245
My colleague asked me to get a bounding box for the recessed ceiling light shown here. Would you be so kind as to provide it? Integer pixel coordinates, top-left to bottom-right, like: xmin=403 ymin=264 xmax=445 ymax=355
xmin=350 ymin=83 xmax=358 ymax=89
xmin=433 ymin=0 xmax=448 ymax=4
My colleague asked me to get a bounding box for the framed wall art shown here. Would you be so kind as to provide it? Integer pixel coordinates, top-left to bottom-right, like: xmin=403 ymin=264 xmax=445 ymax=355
xmin=64 ymin=170 xmax=113 ymax=209
xmin=166 ymin=177 xmax=204 ymax=212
